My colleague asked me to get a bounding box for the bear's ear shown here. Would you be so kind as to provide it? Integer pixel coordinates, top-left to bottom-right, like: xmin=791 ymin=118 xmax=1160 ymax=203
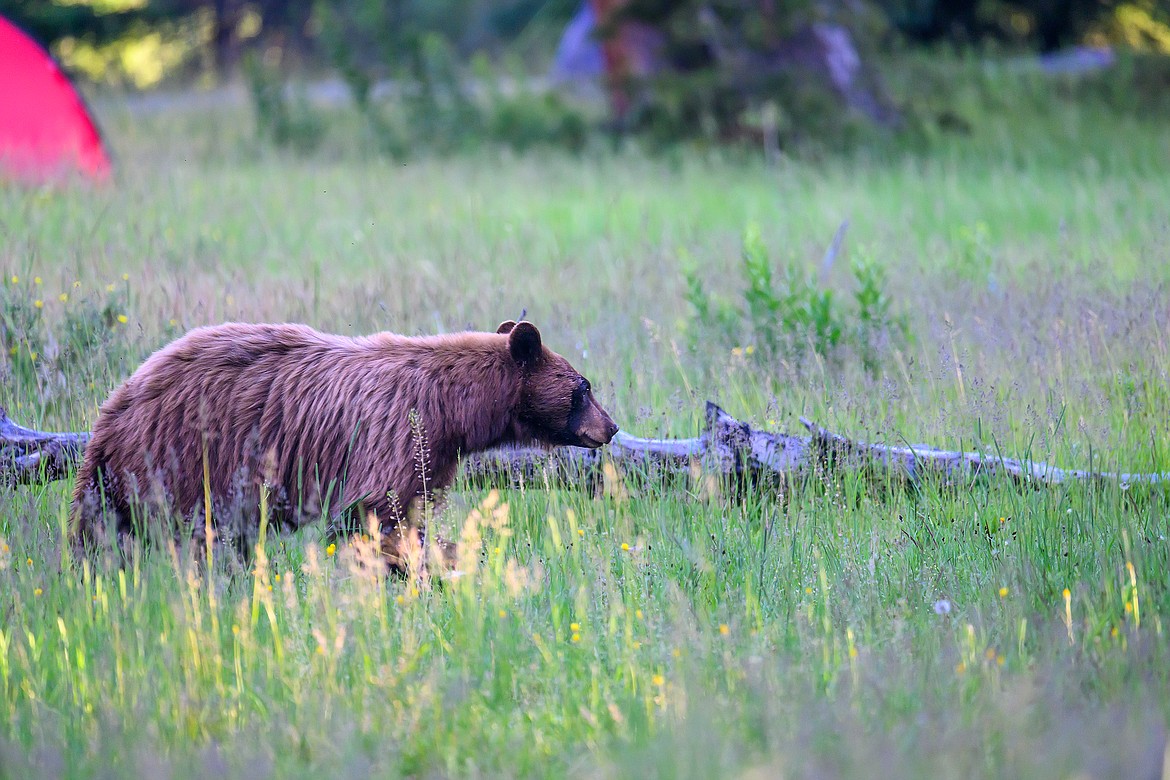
xmin=508 ymin=322 xmax=542 ymax=367
xmin=496 ymin=320 xmax=517 ymax=335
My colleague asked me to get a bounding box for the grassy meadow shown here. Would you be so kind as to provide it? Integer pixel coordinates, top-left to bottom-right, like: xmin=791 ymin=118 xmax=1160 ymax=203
xmin=2 ymin=69 xmax=1170 ymax=777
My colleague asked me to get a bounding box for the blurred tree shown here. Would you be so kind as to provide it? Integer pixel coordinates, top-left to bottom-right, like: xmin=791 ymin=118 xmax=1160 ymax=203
xmin=0 ymin=0 xmax=316 ymax=83
xmin=197 ymin=0 xmax=316 ymax=71
xmin=5 ymin=0 xmax=1165 ymax=92
xmin=314 ymin=0 xmax=477 ymax=105
xmin=875 ymin=0 xmax=1170 ymax=51
xmin=0 ymin=0 xmax=174 ymax=47
xmin=586 ymin=0 xmax=899 ymax=147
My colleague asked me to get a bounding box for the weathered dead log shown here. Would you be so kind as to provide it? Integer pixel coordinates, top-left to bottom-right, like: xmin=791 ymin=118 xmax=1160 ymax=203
xmin=2 ymin=402 xmax=1166 ymax=491
xmin=799 ymin=417 xmax=1169 ymax=487
xmin=461 ymin=402 xmax=806 ymax=488
xmin=0 ymin=407 xmax=91 ymax=487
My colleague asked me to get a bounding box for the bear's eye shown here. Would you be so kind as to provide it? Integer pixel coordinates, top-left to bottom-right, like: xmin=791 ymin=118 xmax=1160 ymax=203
xmin=583 ymin=380 xmax=591 ymax=394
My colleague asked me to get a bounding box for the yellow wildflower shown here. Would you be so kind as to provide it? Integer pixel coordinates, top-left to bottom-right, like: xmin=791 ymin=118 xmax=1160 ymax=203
xmin=652 ymin=674 xmax=665 ymax=686
xmin=117 ymin=314 xmax=128 ymax=324
xmin=999 ymin=587 xmax=1009 ymax=597
xmin=34 ymin=588 xmax=43 ymax=596
xmin=58 ymin=293 xmax=67 ymax=303
xmin=719 ymin=624 xmax=729 ymax=636
xmin=621 ymin=543 xmax=630 ymax=551
xmin=34 ymin=300 xmax=42 ymax=309
xmin=33 ymin=277 xmax=41 ymax=285
xmin=326 ymin=543 xmax=336 ymax=556
xmin=570 ymin=622 xmax=580 ymax=632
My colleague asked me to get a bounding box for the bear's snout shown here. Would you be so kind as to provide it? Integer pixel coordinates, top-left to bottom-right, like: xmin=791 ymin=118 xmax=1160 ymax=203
xmin=574 ymin=399 xmax=619 ymax=448
xmin=583 ymin=420 xmax=618 ymax=447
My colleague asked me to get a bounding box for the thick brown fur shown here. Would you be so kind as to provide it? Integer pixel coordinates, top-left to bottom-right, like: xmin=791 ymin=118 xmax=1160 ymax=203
xmin=71 ymin=320 xmax=618 ymax=562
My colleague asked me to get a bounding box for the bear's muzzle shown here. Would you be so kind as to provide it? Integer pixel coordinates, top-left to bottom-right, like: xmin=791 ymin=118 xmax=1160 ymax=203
xmin=573 ymin=396 xmax=619 ymax=448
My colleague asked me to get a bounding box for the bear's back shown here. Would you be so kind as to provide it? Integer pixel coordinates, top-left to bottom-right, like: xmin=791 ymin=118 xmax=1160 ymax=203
xmin=81 ymin=323 xmax=373 ymax=524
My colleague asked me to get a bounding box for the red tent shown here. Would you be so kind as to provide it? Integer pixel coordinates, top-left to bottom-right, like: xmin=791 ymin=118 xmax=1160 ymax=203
xmin=0 ymin=16 xmax=111 ymax=183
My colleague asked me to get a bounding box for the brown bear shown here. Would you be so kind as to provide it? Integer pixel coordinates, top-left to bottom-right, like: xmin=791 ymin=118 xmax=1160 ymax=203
xmin=71 ymin=319 xmax=618 ymax=565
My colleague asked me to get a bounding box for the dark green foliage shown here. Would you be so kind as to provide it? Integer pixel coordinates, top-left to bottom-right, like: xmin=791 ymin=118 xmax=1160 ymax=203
xmin=875 ymin=0 xmax=1148 ymax=51
xmin=3 ymin=0 xmax=1156 ymax=61
xmin=0 ymin=0 xmax=177 ymax=47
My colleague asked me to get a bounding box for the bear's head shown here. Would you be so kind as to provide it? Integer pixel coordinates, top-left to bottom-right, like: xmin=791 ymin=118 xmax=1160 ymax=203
xmin=498 ymin=320 xmax=619 ymax=449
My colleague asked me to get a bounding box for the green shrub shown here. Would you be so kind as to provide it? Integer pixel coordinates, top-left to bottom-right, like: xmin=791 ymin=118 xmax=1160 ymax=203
xmin=242 ymin=51 xmax=327 ymax=155
xmin=486 ymin=91 xmax=590 ymax=154
xmin=684 ymin=223 xmax=910 ymax=374
xmin=850 ymin=248 xmax=911 ymax=374
xmin=948 ymin=221 xmax=995 ymax=287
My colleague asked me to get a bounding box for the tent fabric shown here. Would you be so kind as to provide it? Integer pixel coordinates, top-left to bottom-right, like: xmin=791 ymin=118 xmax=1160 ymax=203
xmin=0 ymin=16 xmax=111 ymax=183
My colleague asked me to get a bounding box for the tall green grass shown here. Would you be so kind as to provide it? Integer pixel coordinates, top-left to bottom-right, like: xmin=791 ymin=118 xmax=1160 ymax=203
xmin=1 ymin=70 xmax=1169 ymax=777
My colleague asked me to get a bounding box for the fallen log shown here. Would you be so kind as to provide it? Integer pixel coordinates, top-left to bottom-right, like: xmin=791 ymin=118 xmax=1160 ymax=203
xmin=4 ymin=403 xmax=1165 ymax=492
xmin=1 ymin=408 xmax=90 ymax=487
xmin=799 ymin=417 xmax=1169 ymax=487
